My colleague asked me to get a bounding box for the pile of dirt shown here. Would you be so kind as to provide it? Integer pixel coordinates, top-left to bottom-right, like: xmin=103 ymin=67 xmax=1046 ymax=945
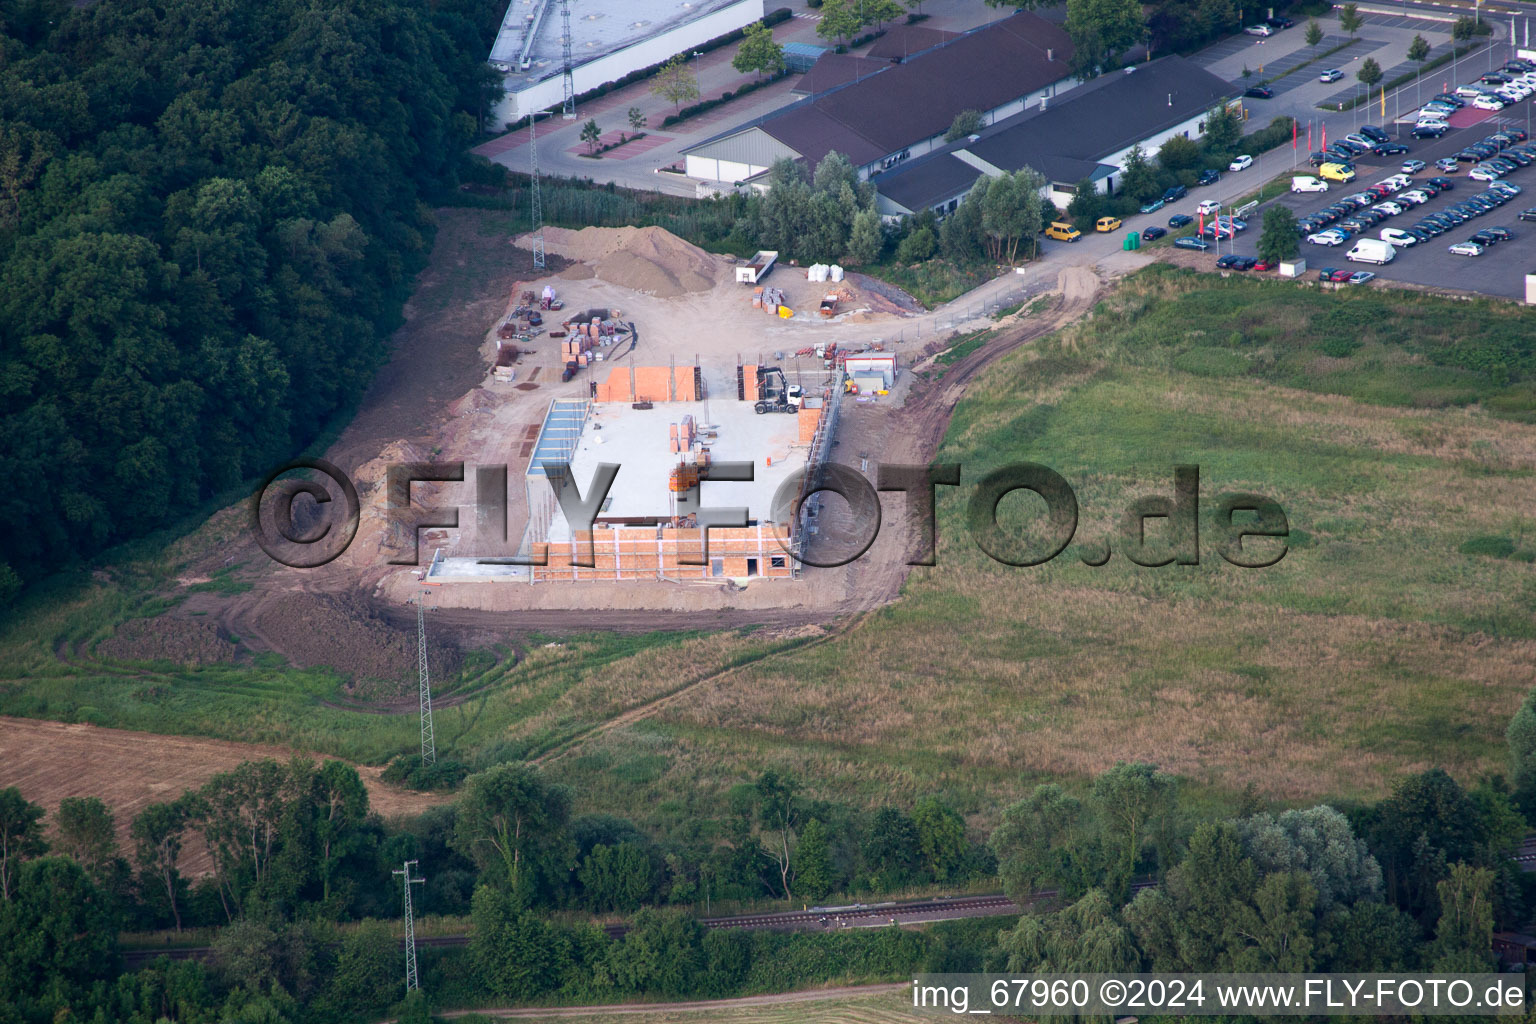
xmin=532 ymin=226 xmax=721 ymax=297
xmin=255 ymin=592 xmax=461 ymax=697
xmin=96 ymin=617 xmax=238 ymax=666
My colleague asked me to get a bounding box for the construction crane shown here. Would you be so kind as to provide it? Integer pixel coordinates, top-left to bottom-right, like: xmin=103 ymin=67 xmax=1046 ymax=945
xmin=560 ymin=0 xmax=575 ymax=119
xmin=416 ymin=591 xmax=436 ymax=766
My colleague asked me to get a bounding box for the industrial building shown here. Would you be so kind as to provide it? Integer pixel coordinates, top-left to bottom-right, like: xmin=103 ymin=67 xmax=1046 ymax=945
xmin=428 ymin=364 xmax=839 ymax=585
xmin=680 ymin=12 xmax=1074 ymax=186
xmin=488 ymin=0 xmax=764 ymax=124
xmin=873 ymin=55 xmax=1238 ymax=218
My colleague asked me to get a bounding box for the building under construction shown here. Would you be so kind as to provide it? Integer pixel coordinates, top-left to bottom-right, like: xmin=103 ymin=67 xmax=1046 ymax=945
xmin=427 ymin=361 xmax=839 ymax=584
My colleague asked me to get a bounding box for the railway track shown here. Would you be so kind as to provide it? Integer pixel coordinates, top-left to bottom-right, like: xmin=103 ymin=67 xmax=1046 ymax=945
xmin=119 ymin=880 xmax=1167 ymax=971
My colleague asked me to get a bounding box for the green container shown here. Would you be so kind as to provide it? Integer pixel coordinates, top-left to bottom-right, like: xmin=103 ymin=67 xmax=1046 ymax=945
xmin=1124 ymin=231 xmax=1140 ymax=251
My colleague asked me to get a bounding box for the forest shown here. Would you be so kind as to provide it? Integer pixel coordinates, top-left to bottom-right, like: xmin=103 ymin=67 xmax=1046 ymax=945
xmin=3 ymin=687 xmax=1535 ymax=1022
xmin=0 ymin=0 xmax=506 ymax=602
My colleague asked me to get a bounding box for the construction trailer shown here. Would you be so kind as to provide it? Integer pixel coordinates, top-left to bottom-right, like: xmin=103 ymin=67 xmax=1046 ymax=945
xmin=736 ymin=250 xmax=778 ymax=284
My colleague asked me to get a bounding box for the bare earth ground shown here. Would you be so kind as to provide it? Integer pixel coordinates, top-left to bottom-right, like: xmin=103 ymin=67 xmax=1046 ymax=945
xmin=0 ymin=717 xmax=451 ymax=873
xmin=151 ymin=214 xmax=1074 ymax=670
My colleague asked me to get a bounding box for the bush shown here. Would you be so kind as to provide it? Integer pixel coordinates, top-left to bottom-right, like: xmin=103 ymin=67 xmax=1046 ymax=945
xmin=897 ymin=226 xmax=938 ymax=262
xmin=383 ymin=754 xmax=470 ymax=791
xmin=1460 ymin=535 xmax=1516 ymax=559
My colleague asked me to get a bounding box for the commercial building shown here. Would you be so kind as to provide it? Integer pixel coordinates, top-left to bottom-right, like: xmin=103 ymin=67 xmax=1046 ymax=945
xmin=681 ymin=12 xmax=1074 ymax=185
xmin=427 ymin=368 xmax=837 ymax=584
xmin=488 ymin=0 xmax=763 ymax=124
xmin=873 ymin=55 xmax=1238 ymax=217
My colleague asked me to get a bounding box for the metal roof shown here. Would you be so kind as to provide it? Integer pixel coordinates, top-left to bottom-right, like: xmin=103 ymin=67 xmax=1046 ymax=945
xmin=684 ymin=12 xmax=1072 ymax=171
xmin=874 ymin=55 xmax=1237 ymax=211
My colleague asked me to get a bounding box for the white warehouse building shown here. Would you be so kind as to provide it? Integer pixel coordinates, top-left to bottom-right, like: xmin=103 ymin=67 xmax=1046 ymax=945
xmin=489 ymin=0 xmax=764 ymax=125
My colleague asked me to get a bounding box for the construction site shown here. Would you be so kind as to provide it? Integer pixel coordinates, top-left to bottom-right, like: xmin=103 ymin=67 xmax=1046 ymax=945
xmin=348 ymin=221 xmax=926 ymax=610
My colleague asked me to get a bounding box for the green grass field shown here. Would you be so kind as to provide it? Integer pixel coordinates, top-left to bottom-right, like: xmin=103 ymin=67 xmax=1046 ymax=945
xmin=3 ymin=266 xmax=1533 ymax=834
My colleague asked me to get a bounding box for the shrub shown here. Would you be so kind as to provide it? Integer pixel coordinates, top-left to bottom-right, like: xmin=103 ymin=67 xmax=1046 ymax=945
xmin=383 ymin=754 xmax=470 ymax=791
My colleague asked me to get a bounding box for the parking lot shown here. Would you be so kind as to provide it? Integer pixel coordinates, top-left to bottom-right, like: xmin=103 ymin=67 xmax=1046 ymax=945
xmin=1208 ymin=105 xmax=1536 ymax=299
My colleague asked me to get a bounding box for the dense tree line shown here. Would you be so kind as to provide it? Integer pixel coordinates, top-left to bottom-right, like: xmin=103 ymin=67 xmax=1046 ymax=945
xmin=6 ymin=686 xmax=1536 ymax=1021
xmin=0 ymin=0 xmax=506 ymax=601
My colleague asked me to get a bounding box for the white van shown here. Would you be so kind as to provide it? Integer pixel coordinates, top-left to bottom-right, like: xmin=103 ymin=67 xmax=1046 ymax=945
xmin=1346 ymin=238 xmax=1396 ymax=264
xmin=1292 ymin=175 xmax=1329 ymax=193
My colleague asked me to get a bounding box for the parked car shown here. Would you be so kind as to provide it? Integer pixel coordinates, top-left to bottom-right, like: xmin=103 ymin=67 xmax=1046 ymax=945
xmin=1374 ymin=143 xmax=1411 ymax=156
xmin=1413 ymin=124 xmax=1449 ymax=139
xmin=1140 ymin=225 xmax=1168 ymax=240
xmin=1320 ymin=68 xmax=1345 ymax=83
xmin=1267 ymin=15 xmax=1294 ymax=27
xmin=1215 ymin=254 xmax=1243 ymax=269
xmin=1470 ymin=229 xmax=1499 ymax=245
xmin=1245 ymin=85 xmax=1274 ymax=99
xmin=1139 ymin=197 xmax=1166 ymax=214
xmin=1473 ymin=95 xmax=1506 ymax=111
xmin=1196 ymin=199 xmax=1222 ymax=216
xmin=1470 ymin=165 xmax=1503 ymax=181
xmin=1485 ymin=226 xmax=1514 ymax=240
xmin=1348 ymin=271 xmax=1376 ymax=284
xmin=1163 ymin=185 xmax=1188 ymax=203
xmin=1229 ymin=154 xmax=1254 ymax=172
xmin=1401 ymin=159 xmax=1426 ymax=174
xmin=1432 ymin=93 xmax=1466 ymax=107
xmin=1292 ymin=175 xmax=1330 ymax=193
xmin=1252 ymin=259 xmax=1277 ymax=270
xmin=1095 ymin=216 xmax=1123 ymax=232
xmin=1518 ymin=207 xmax=1536 ymax=221
xmin=1448 ymin=240 xmax=1485 ymax=255
xmin=1308 ymin=229 xmax=1348 ymax=245
xmin=1197 ymin=168 xmax=1222 ymax=185
xmin=1435 ymin=157 xmax=1461 ymax=172
xmin=1173 ymin=236 xmax=1210 ymax=250
xmin=1168 ymin=213 xmax=1193 ymax=227
xmin=1317 ymin=266 xmax=1340 ymax=280
xmin=1380 ymin=227 xmax=1418 ymax=246
xmin=1244 ymin=23 xmax=1273 ymax=35
xmin=1327 ymin=268 xmax=1355 ymax=282
xmin=1360 ymin=125 xmax=1390 ymax=143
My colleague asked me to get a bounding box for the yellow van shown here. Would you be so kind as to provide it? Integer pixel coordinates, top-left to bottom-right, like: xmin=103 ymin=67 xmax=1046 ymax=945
xmin=1045 ymin=221 xmax=1082 ymax=242
xmin=1319 ymin=162 xmax=1356 ymax=183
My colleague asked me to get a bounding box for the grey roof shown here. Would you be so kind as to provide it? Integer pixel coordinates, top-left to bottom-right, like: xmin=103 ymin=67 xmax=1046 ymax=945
xmin=968 ymin=56 xmax=1235 ymax=176
xmin=877 ymin=154 xmax=985 ymax=213
xmin=684 ymin=12 xmax=1073 ymax=170
xmin=874 ymin=55 xmax=1237 ymax=210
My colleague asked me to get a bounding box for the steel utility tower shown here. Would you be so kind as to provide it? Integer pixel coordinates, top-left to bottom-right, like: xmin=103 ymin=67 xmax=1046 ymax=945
xmin=561 ymin=0 xmax=576 ymax=119
xmin=393 ymin=860 xmax=425 ymax=991
xmin=529 ymin=109 xmax=546 ymax=270
xmin=416 ymin=593 xmax=436 ymax=766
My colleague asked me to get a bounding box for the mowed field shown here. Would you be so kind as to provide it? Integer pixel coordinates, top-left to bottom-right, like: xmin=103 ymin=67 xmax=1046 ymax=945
xmin=452 ymin=985 xmax=916 ymax=1023
xmin=3 ymin=265 xmax=1534 ymax=836
xmin=0 ymin=716 xmax=450 ymax=871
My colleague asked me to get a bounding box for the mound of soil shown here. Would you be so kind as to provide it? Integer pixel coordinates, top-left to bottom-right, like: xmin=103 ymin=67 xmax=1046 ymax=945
xmin=533 ymin=226 xmax=721 ymax=297
xmin=255 ymin=593 xmax=461 ymax=698
xmin=96 ymin=617 xmax=238 ymax=666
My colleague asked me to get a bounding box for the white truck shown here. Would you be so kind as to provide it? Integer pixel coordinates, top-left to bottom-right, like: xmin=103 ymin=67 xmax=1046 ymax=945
xmin=736 ymin=250 xmax=778 ymax=284
xmin=1346 ymin=238 xmax=1396 ymax=264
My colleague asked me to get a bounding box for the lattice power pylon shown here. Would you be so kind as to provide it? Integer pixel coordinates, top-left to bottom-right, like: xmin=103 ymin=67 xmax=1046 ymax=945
xmin=393 ymin=860 xmax=426 ymax=991
xmin=416 ymin=593 xmax=436 ymax=766
xmin=530 ymin=109 xmax=545 ymax=270
xmin=560 ymin=0 xmax=576 ymax=119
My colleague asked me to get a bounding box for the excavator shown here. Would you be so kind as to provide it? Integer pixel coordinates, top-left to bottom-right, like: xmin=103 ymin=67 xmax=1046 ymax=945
xmin=753 ymin=366 xmax=803 ymax=414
